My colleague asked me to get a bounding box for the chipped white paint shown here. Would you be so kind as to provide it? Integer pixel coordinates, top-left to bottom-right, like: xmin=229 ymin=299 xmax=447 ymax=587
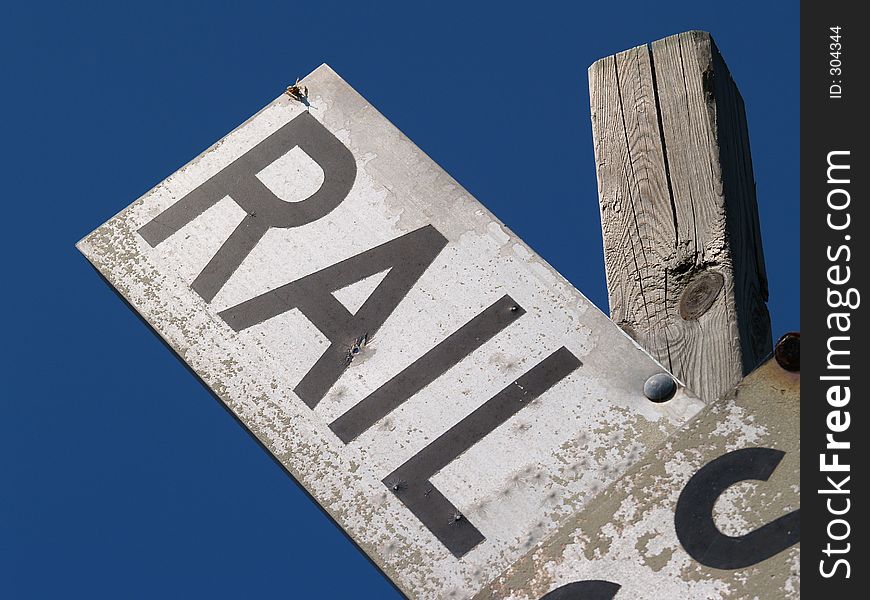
xmin=77 ymin=65 xmax=704 ymax=599
xmin=478 ymin=359 xmax=799 ymax=599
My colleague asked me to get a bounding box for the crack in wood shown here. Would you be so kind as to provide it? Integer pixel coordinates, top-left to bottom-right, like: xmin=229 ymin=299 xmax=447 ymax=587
xmin=589 ymin=31 xmax=772 ymax=401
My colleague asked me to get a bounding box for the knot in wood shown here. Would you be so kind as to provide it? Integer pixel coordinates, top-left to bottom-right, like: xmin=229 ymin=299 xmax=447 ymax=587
xmin=679 ymin=271 xmax=724 ymax=320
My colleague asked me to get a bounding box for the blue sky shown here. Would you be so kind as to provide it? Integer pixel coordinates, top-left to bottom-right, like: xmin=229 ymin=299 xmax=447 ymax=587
xmin=2 ymin=2 xmax=797 ymax=597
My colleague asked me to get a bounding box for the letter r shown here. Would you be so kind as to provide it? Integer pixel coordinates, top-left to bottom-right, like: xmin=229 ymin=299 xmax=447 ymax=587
xmin=138 ymin=111 xmax=357 ymax=302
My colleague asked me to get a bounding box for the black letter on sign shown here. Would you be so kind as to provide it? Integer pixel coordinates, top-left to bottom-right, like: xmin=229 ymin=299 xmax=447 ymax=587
xmin=219 ymin=225 xmax=447 ymax=409
xmin=138 ymin=111 xmax=357 ymax=303
xmin=540 ymin=580 xmax=621 ymax=600
xmin=674 ymin=447 xmax=800 ymax=569
xmin=384 ymin=347 xmax=581 ymax=558
xmin=329 ymin=295 xmax=526 ymax=443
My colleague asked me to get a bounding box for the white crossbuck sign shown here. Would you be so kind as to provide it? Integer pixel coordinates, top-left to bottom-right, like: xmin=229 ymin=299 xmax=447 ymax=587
xmin=78 ymin=65 xmax=706 ymax=599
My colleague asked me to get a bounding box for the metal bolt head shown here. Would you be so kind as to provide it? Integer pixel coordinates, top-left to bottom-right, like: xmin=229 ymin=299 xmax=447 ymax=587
xmin=644 ymin=373 xmax=677 ymax=402
xmin=775 ymin=332 xmax=800 ymax=372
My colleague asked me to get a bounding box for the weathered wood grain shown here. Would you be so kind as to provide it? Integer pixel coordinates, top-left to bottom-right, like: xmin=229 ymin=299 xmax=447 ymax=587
xmin=589 ymin=30 xmax=772 ymax=401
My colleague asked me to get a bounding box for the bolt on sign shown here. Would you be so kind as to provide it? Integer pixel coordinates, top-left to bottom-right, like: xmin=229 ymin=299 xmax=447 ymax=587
xmin=77 ymin=65 xmax=704 ymax=599
xmin=478 ymin=357 xmax=800 ymax=599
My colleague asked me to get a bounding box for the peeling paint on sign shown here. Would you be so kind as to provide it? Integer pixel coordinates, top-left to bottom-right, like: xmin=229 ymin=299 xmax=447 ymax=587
xmin=77 ymin=64 xmax=705 ymax=599
xmin=477 ymin=358 xmax=799 ymax=599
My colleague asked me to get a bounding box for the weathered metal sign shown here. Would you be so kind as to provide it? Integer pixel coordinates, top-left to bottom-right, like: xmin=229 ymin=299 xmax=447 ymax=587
xmin=479 ymin=357 xmax=800 ymax=599
xmin=77 ymin=65 xmax=704 ymax=599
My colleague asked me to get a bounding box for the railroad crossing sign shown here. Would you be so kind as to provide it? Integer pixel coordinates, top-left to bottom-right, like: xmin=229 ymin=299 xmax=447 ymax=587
xmin=478 ymin=356 xmax=800 ymax=599
xmin=77 ymin=65 xmax=704 ymax=599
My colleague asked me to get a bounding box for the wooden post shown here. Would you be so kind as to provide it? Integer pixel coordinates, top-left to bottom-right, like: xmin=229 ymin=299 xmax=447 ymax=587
xmin=589 ymin=31 xmax=772 ymax=402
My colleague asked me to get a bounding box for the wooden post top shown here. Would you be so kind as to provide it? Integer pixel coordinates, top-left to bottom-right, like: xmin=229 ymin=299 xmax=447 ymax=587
xmin=589 ymin=30 xmax=772 ymax=402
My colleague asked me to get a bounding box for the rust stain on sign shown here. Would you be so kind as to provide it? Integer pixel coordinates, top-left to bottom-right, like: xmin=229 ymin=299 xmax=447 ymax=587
xmin=478 ymin=357 xmax=799 ymax=599
xmin=76 ymin=65 xmax=705 ymax=599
